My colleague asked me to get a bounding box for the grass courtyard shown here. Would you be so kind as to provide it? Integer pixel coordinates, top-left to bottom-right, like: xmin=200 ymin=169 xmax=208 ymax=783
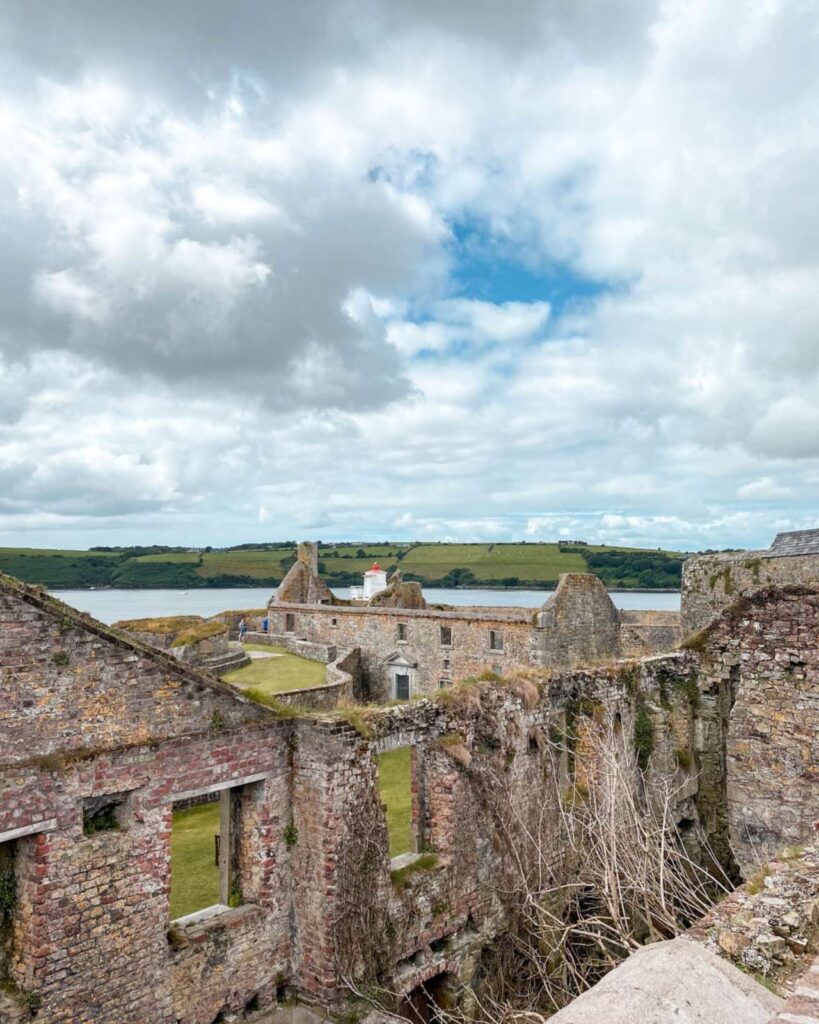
xmin=377 ymin=747 xmax=413 ymax=858
xmin=222 ymin=643 xmax=327 ymax=695
xmin=170 ymin=802 xmax=221 ymax=920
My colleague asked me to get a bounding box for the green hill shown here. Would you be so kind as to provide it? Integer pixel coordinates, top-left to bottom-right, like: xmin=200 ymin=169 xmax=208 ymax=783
xmin=0 ymin=541 xmax=683 ymax=590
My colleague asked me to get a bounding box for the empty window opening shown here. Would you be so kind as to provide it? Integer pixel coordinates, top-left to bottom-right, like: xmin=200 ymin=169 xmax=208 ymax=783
xmin=0 ymin=840 xmax=17 ymax=985
xmin=170 ymin=795 xmax=223 ymax=920
xmin=398 ymin=972 xmax=457 ymax=1024
xmin=397 ymin=622 xmax=408 ymax=642
xmin=489 ymin=630 xmax=504 ymax=652
xmin=377 ymin=747 xmax=414 ymax=858
xmin=82 ymin=793 xmax=129 ymax=836
xmin=442 ymin=659 xmax=450 ymax=670
xmin=440 ymin=626 xmax=452 ymax=647
xmin=438 ymin=679 xmax=450 ymax=690
xmin=284 ymin=613 xmax=295 ymax=633
xmin=331 ymin=618 xmax=338 ymax=626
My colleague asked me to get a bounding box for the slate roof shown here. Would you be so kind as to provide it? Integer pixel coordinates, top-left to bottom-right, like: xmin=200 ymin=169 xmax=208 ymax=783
xmin=768 ymin=529 xmax=819 ymax=557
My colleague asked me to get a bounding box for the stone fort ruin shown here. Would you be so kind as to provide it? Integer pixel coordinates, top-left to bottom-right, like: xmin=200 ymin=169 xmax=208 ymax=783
xmin=0 ymin=530 xmax=817 ymax=1023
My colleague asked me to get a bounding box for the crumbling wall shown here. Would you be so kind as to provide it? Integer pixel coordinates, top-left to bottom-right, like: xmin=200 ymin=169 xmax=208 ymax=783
xmin=695 ymin=586 xmax=819 ymax=870
xmin=0 ymin=726 xmax=292 ymax=1024
xmin=275 ymin=542 xmax=335 ymax=605
xmin=292 ymin=657 xmax=704 ymax=1003
xmin=681 ymin=550 xmax=819 ymax=635
xmin=6 ymin=565 xmax=819 ymax=1023
xmin=0 ymin=582 xmax=267 ymax=765
xmin=688 ymin=844 xmax=819 ymax=994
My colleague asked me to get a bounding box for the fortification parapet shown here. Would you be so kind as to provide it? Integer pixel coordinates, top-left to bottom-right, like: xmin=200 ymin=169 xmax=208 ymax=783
xmin=681 ymin=529 xmax=819 ymax=635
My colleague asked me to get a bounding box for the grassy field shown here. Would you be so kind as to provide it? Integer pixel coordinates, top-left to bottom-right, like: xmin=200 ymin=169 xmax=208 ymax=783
xmin=377 ymin=747 xmax=413 ymax=858
xmin=0 ymin=541 xmax=683 ymax=589
xmin=222 ymin=644 xmax=327 ymax=694
xmin=400 ymin=543 xmax=588 ymax=581
xmin=170 ymin=802 xmax=221 ymax=919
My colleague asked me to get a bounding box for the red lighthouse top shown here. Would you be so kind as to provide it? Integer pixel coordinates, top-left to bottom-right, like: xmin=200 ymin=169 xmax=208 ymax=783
xmin=370 ymin=562 xmax=381 ymax=572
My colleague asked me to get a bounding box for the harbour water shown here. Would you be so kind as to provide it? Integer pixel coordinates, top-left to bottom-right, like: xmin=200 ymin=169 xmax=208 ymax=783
xmin=50 ymin=586 xmax=681 ymax=625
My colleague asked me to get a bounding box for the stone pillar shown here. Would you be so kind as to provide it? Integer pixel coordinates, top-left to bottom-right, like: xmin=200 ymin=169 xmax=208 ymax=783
xmin=297 ymin=543 xmax=319 ymax=575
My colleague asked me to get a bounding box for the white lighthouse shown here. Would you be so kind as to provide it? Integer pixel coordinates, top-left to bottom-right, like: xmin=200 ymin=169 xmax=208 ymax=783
xmin=362 ymin=561 xmax=388 ymax=600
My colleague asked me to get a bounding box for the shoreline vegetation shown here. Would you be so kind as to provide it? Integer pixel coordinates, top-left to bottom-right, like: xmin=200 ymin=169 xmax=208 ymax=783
xmin=0 ymin=540 xmax=687 ymax=592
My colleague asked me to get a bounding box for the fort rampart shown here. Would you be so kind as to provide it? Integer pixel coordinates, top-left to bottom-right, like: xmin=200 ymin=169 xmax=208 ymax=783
xmin=1 ymin=566 xmax=817 ymax=1021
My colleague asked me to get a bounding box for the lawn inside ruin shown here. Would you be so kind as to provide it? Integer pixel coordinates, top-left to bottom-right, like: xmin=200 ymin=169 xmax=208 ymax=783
xmin=223 ymin=643 xmax=327 ymax=695
xmin=377 ymin=747 xmax=413 ymax=858
xmin=170 ymin=802 xmax=221 ymax=920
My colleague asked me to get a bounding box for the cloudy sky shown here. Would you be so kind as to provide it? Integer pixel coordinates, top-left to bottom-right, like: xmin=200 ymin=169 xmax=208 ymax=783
xmin=1 ymin=0 xmax=818 ymax=551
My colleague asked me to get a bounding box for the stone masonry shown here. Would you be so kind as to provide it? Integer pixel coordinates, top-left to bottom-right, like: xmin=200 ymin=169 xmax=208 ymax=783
xmin=267 ymin=549 xmax=681 ymax=700
xmin=0 ymin=552 xmax=817 ymax=1022
xmin=681 ymin=528 xmax=819 ymax=635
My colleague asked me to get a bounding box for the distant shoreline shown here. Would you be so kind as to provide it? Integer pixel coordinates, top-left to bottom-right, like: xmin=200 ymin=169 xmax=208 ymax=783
xmin=46 ymin=584 xmax=681 ymax=594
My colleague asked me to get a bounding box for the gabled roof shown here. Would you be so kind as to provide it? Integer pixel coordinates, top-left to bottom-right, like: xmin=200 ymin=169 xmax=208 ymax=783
xmin=0 ymin=571 xmax=271 ymax=716
xmin=769 ymin=529 xmax=819 ymax=557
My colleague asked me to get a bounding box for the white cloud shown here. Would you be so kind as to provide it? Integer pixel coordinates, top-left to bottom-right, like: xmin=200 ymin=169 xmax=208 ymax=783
xmin=0 ymin=0 xmax=818 ymax=549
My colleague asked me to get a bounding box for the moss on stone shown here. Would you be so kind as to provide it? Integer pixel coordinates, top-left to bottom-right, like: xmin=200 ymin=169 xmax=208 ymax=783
xmin=390 ymin=853 xmax=439 ymax=891
xmin=634 ymin=700 xmax=655 ymax=770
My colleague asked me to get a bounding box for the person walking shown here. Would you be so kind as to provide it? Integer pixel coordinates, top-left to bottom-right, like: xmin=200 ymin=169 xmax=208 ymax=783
xmin=238 ymin=618 xmax=247 ymax=642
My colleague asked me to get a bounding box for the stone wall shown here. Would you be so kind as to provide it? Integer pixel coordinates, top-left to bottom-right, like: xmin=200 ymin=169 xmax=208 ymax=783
xmin=268 ymin=572 xmax=677 ymax=702
xmin=266 ymin=601 xmax=539 ymax=701
xmin=284 ymin=655 xmax=708 ymax=1003
xmin=688 ymin=844 xmax=819 ymax=994
xmin=619 ymin=609 xmax=682 ymax=657
xmin=246 ymin=630 xmax=337 ymax=663
xmin=4 ymin=565 xmax=819 ymax=1022
xmin=681 ymin=550 xmax=819 ymax=635
xmin=533 ymin=573 xmax=620 ymax=667
xmin=694 ymin=586 xmax=819 ymax=870
xmin=273 ymin=648 xmax=360 ymax=711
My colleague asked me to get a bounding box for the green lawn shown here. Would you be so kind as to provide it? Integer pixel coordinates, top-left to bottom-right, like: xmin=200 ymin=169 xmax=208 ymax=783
xmin=377 ymin=748 xmax=413 ymax=858
xmin=170 ymin=802 xmax=221 ymax=919
xmin=222 ymin=644 xmax=327 ymax=694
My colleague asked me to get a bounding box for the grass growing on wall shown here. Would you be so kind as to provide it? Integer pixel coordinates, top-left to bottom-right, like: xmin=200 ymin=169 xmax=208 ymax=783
xmin=170 ymin=802 xmax=221 ymax=920
xmin=223 ymin=644 xmax=326 ymax=694
xmin=377 ymin=747 xmax=413 ymax=858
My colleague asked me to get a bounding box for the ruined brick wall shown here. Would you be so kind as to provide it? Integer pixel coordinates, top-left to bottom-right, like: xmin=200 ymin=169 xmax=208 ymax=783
xmin=681 ymin=550 xmax=819 ymax=635
xmin=266 ymin=602 xmax=538 ymax=700
xmin=0 ymin=578 xmax=292 ymax=1024
xmin=287 ymin=657 xmax=704 ymax=1003
xmin=1 ymin=725 xmax=292 ymax=1024
xmin=0 ymin=583 xmax=266 ymax=763
xmin=695 ymin=586 xmax=819 ymax=871
xmin=7 ymin=566 xmax=819 ymax=1022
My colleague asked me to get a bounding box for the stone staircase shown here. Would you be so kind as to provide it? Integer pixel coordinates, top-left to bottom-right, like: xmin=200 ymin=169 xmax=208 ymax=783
xmin=202 ymin=643 xmax=250 ymax=677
